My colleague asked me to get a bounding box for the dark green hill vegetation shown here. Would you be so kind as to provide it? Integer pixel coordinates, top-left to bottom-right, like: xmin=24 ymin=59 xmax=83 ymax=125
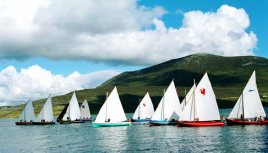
xmin=102 ymin=53 xmax=268 ymax=87
xmin=1 ymin=53 xmax=268 ymax=118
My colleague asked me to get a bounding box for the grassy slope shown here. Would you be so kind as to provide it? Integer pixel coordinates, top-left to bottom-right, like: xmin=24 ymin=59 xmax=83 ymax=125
xmin=1 ymin=53 xmax=268 ymax=118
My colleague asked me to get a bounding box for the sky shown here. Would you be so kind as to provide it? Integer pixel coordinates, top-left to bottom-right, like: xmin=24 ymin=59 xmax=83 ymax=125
xmin=0 ymin=0 xmax=267 ymax=106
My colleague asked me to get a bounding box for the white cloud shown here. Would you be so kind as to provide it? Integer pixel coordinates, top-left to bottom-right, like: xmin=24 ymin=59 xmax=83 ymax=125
xmin=0 ymin=1 xmax=257 ymax=65
xmin=0 ymin=65 xmax=119 ymax=106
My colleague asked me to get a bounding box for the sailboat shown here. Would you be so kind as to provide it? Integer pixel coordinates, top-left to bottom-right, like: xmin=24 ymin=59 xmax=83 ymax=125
xmin=80 ymin=100 xmax=91 ymax=121
xmin=226 ymin=71 xmax=268 ymax=125
xmin=132 ymin=92 xmax=154 ymax=123
xmin=59 ymin=92 xmax=84 ymax=124
xmin=15 ymin=99 xmax=35 ymax=125
xmin=177 ymin=73 xmax=224 ymax=127
xmin=92 ymin=87 xmax=132 ymax=128
xmin=149 ymin=80 xmax=182 ymax=126
xmin=181 ymin=83 xmax=196 ymax=110
xmin=32 ymin=95 xmax=55 ymax=125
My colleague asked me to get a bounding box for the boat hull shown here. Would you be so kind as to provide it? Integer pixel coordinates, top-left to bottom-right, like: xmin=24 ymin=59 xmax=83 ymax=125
xmin=15 ymin=122 xmax=32 ymax=125
xmin=131 ymin=119 xmax=151 ymax=122
xmin=226 ymin=119 xmax=268 ymax=125
xmin=82 ymin=118 xmax=92 ymax=122
xmin=92 ymin=122 xmax=132 ymax=128
xmin=149 ymin=120 xmax=177 ymax=126
xmin=32 ymin=122 xmax=55 ymax=125
xmin=177 ymin=121 xmax=225 ymax=127
xmin=59 ymin=120 xmax=84 ymax=124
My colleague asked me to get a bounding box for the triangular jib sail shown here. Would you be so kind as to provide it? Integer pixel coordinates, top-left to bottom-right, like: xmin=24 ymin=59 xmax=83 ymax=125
xmin=36 ymin=95 xmax=54 ymax=122
xmin=62 ymin=92 xmax=81 ymax=121
xmin=19 ymin=99 xmax=35 ymax=122
xmin=151 ymin=80 xmax=182 ymax=121
xmin=94 ymin=87 xmax=127 ymax=123
xmin=132 ymin=92 xmax=154 ymax=120
xmin=181 ymin=83 xmax=196 ymax=110
xmin=179 ymin=73 xmax=220 ymax=121
xmin=80 ymin=100 xmax=91 ymax=119
xmin=228 ymin=71 xmax=266 ymax=119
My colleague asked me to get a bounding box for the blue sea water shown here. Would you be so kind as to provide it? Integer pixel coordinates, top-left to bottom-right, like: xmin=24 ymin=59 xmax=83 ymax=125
xmin=1 ymin=108 xmax=268 ymax=153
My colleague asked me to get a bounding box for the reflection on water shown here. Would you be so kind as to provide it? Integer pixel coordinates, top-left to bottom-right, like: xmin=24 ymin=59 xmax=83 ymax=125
xmin=1 ymin=108 xmax=268 ymax=152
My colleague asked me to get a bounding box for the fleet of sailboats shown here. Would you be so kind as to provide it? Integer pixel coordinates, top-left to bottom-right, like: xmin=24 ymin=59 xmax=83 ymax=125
xmin=132 ymin=92 xmax=154 ymax=122
xmin=226 ymin=71 xmax=268 ymax=125
xmin=14 ymin=71 xmax=268 ymax=128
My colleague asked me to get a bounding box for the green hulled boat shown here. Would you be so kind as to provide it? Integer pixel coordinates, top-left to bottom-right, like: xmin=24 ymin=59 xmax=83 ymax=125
xmin=92 ymin=122 xmax=132 ymax=128
xmin=92 ymin=87 xmax=132 ymax=128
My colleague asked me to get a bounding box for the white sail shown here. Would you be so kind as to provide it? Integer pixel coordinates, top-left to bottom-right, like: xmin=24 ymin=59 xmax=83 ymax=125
xmin=94 ymin=87 xmax=127 ymax=123
xmin=62 ymin=92 xmax=81 ymax=121
xmin=228 ymin=71 xmax=266 ymax=119
xmin=179 ymin=87 xmax=196 ymax=121
xmin=62 ymin=105 xmax=70 ymax=121
xmin=36 ymin=95 xmax=54 ymax=122
xmin=19 ymin=99 xmax=35 ymax=122
xmin=151 ymin=80 xmax=182 ymax=121
xmin=80 ymin=100 xmax=91 ymax=119
xmin=181 ymin=84 xmax=196 ymax=110
xmin=132 ymin=93 xmax=154 ymax=120
xmin=179 ymin=73 xmax=220 ymax=121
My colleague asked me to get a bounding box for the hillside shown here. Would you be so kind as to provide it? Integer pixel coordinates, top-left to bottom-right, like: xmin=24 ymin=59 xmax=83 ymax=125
xmin=1 ymin=53 xmax=268 ymax=118
xmin=101 ymin=53 xmax=268 ymax=87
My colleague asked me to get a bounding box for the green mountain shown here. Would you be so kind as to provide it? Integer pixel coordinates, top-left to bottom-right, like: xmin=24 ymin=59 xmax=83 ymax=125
xmin=1 ymin=53 xmax=268 ymax=118
xmin=102 ymin=53 xmax=268 ymax=87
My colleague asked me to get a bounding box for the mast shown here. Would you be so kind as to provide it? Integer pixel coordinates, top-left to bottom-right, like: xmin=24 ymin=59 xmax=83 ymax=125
xmin=242 ymin=91 xmax=244 ymax=117
xmin=24 ymin=98 xmax=31 ymax=121
xmin=161 ymin=89 xmax=165 ymax=121
xmin=184 ymin=88 xmax=187 ymax=107
xmin=191 ymin=79 xmax=196 ymax=121
xmin=138 ymin=98 xmax=141 ymax=118
xmin=105 ymin=92 xmax=108 ymax=121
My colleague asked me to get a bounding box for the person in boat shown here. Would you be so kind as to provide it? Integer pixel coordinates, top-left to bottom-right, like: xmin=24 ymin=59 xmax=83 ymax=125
xmin=138 ymin=117 xmax=140 ymax=119
xmin=20 ymin=119 xmax=22 ymax=122
xmin=30 ymin=120 xmax=33 ymax=122
xmin=259 ymin=116 xmax=264 ymax=122
xmin=67 ymin=117 xmax=70 ymax=121
xmin=221 ymin=115 xmax=225 ymax=122
xmin=240 ymin=114 xmax=244 ymax=121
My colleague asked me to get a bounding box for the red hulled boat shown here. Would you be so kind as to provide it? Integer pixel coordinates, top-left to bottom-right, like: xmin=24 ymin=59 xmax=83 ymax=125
xmin=226 ymin=71 xmax=267 ymax=126
xmin=177 ymin=73 xmax=224 ymax=127
xmin=178 ymin=121 xmax=224 ymax=127
xmin=226 ymin=119 xmax=268 ymax=125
